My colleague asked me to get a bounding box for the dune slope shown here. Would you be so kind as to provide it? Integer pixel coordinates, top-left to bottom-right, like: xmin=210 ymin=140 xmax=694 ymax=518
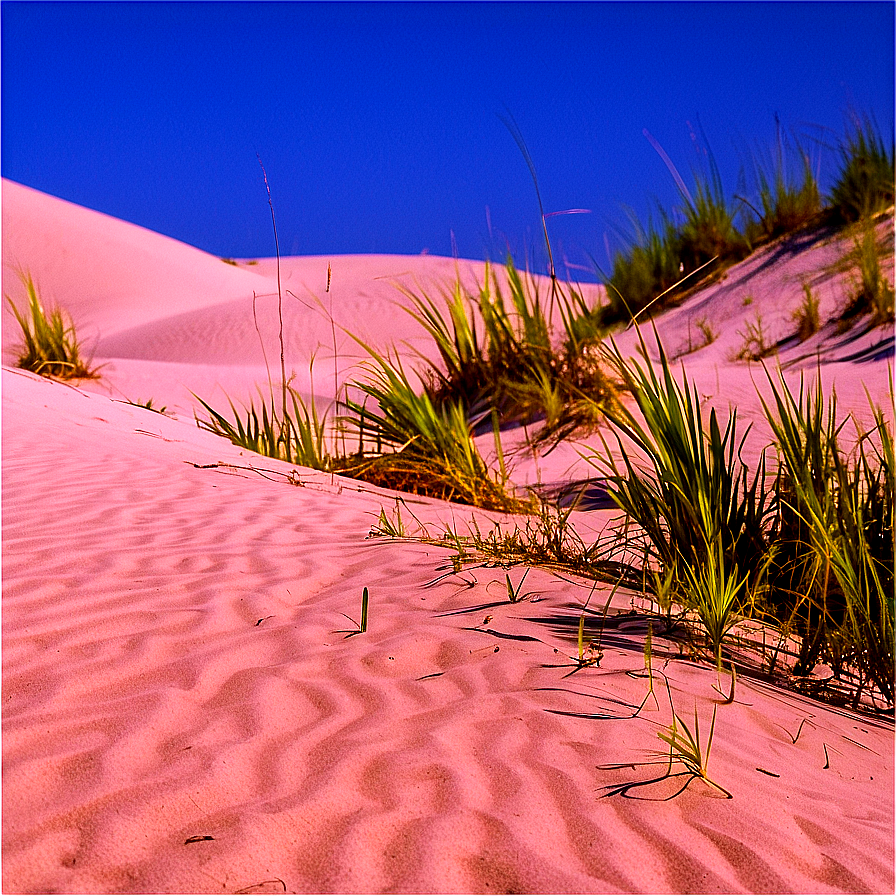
xmin=3 ymin=181 xmax=894 ymax=894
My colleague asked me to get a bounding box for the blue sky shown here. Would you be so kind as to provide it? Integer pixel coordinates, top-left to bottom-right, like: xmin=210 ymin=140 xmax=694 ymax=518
xmin=2 ymin=1 xmax=893 ymax=278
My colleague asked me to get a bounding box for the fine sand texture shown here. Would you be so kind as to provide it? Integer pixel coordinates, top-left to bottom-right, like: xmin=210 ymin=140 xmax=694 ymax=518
xmin=3 ymin=178 xmax=894 ymax=894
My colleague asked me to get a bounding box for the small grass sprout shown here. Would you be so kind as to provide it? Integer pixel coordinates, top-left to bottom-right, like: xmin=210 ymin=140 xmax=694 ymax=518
xmin=568 ymin=581 xmax=621 ymax=673
xmin=695 ymin=317 xmax=717 ymax=347
xmin=5 ymin=271 xmax=99 ymax=379
xmin=342 ymin=587 xmax=370 ymax=637
xmin=602 ymin=679 xmax=732 ymax=799
xmin=360 ymin=587 xmax=369 ymax=632
xmin=492 ymin=568 xmax=534 ymax=603
xmin=626 ymin=620 xmax=661 ymax=710
xmin=656 ymin=689 xmax=731 ymax=798
xmin=576 ymin=612 xmax=601 ymax=668
xmin=368 ymin=497 xmax=426 ymax=540
xmin=126 ymin=398 xmax=168 ymax=414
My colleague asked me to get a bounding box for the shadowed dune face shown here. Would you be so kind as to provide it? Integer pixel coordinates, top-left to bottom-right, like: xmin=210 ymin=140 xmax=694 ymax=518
xmin=2 ymin=180 xmax=894 ymax=893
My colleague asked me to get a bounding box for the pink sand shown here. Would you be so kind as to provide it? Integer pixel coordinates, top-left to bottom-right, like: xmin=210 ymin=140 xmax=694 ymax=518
xmin=3 ymin=178 xmax=894 ymax=893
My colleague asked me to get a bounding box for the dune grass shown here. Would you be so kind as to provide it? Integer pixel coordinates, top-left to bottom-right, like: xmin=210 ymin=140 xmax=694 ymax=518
xmin=195 ymin=159 xmax=528 ymax=513
xmin=792 ymin=283 xmax=821 ymax=341
xmin=830 ymin=115 xmax=895 ymax=224
xmin=197 ymin=122 xmax=892 ymax=711
xmin=603 ymin=128 xmax=752 ymax=328
xmin=738 ymin=119 xmax=822 ymax=242
xmin=361 ymin=292 xmax=892 ymax=709
xmin=839 ymin=218 xmax=895 ymax=326
xmin=198 ymin=249 xmax=621 ymax=511
xmin=195 ymin=352 xmax=528 ymax=513
xmin=593 ymin=328 xmax=771 ymax=590
xmin=603 ymin=113 xmax=890 ymax=330
xmin=5 ymin=271 xmax=99 ymax=380
xmin=604 ymin=211 xmax=684 ymax=327
xmin=676 ymin=149 xmax=750 ymax=275
xmin=581 ymin=335 xmax=893 ymax=706
xmin=339 ymin=344 xmax=528 ymax=511
xmin=196 ymin=386 xmax=336 ymax=471
xmin=761 ymin=373 xmax=894 ymax=705
xmin=397 ymin=256 xmax=620 ymax=440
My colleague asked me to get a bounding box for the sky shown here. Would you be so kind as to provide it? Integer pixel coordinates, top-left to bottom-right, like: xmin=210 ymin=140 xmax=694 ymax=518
xmin=2 ymin=1 xmax=894 ymax=279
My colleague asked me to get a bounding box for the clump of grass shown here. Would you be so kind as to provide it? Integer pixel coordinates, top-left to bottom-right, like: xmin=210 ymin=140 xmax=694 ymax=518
xmin=679 ymin=537 xmax=749 ymax=669
xmin=604 ymin=210 xmax=683 ymax=326
xmin=676 ymin=149 xmax=750 ymax=275
xmin=738 ymin=118 xmax=822 ymax=241
xmin=760 ymin=373 xmax=894 ymax=705
xmin=839 ymin=219 xmax=895 ymax=326
xmin=679 ymin=316 xmax=717 ymax=356
xmin=398 ymin=257 xmax=619 ymax=440
xmin=583 ymin=322 xmax=892 ymax=707
xmin=735 ymin=313 xmax=775 ymax=360
xmin=792 ymin=283 xmax=821 ymax=341
xmin=197 ymin=163 xmax=526 ymax=513
xmin=604 ymin=126 xmax=752 ymax=329
xmin=656 ymin=689 xmax=731 ymax=798
xmin=196 ymin=385 xmax=337 ymax=472
xmin=695 ymin=317 xmax=717 ymax=347
xmin=830 ymin=115 xmax=895 ymax=224
xmin=585 ymin=329 xmax=771 ymax=661
xmin=340 ymin=345 xmax=528 ymax=512
xmin=593 ymin=330 xmax=771 ymax=591
xmin=5 ymin=271 xmax=99 ymax=380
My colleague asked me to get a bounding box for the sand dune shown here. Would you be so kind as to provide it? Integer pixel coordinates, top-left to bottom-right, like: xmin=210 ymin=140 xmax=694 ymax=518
xmin=2 ymin=179 xmax=894 ymax=893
